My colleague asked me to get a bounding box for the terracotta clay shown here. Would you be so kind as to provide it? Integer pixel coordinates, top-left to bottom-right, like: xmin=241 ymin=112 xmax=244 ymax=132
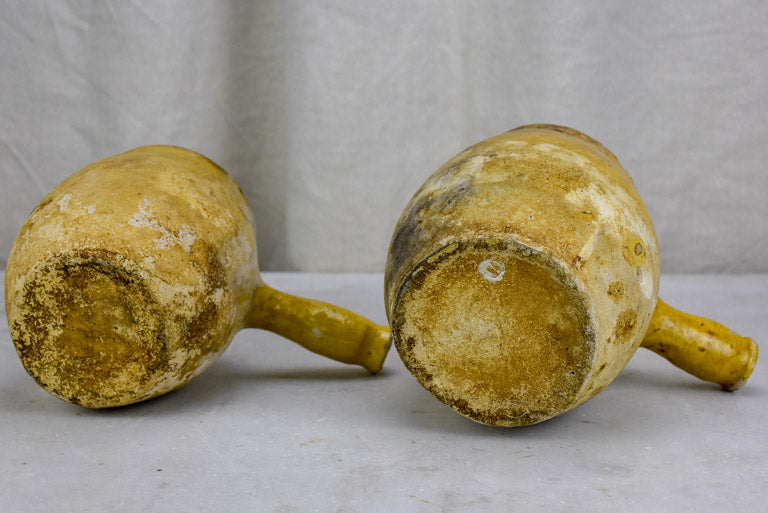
xmin=5 ymin=146 xmax=391 ymax=408
xmin=385 ymin=124 xmax=757 ymax=426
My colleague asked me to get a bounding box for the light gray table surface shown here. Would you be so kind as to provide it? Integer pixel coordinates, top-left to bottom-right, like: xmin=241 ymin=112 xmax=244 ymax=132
xmin=1 ymin=271 xmax=766 ymax=513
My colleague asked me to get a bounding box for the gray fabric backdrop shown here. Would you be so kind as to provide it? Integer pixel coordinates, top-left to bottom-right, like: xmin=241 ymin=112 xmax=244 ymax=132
xmin=1 ymin=1 xmax=766 ymax=273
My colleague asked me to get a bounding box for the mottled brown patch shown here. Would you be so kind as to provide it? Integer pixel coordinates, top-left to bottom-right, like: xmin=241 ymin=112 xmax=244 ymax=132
xmin=176 ymin=245 xmax=231 ymax=379
xmin=612 ymin=309 xmax=638 ymax=345
xmin=607 ymin=281 xmax=625 ymax=303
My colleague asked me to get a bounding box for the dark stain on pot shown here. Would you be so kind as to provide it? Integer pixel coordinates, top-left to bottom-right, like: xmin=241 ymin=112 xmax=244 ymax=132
xmin=387 ymin=174 xmax=476 ymax=294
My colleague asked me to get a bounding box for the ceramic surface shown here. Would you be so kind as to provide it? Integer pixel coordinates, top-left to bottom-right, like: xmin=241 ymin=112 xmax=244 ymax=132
xmin=385 ymin=125 xmax=756 ymax=426
xmin=5 ymin=146 xmax=390 ymax=407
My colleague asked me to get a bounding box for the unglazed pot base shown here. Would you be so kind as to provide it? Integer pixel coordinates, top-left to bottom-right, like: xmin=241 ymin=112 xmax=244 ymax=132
xmin=393 ymin=238 xmax=595 ymax=426
xmin=14 ymin=252 xmax=168 ymax=406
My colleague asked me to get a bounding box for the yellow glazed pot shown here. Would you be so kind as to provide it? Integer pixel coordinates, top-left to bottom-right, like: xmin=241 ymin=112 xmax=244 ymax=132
xmin=385 ymin=124 xmax=757 ymax=427
xmin=5 ymin=146 xmax=391 ymax=408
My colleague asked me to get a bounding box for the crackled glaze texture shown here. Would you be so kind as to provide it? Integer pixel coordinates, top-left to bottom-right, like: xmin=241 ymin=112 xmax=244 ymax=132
xmin=6 ymin=146 xmax=390 ymax=408
xmin=385 ymin=124 xmax=756 ymax=426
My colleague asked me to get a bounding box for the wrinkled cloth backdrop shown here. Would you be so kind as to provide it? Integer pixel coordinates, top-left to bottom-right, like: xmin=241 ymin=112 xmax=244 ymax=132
xmin=1 ymin=1 xmax=766 ymax=272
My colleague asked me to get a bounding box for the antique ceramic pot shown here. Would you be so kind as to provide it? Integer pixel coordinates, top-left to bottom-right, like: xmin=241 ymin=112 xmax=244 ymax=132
xmin=5 ymin=145 xmax=391 ymax=408
xmin=385 ymin=124 xmax=757 ymax=426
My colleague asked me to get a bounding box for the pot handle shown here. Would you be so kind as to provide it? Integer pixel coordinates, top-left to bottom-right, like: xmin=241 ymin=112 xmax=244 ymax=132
xmin=641 ymin=298 xmax=758 ymax=391
xmin=246 ymin=285 xmax=392 ymax=374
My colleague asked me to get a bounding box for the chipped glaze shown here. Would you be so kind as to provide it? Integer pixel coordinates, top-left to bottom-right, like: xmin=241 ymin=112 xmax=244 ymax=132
xmin=6 ymin=145 xmax=391 ymax=408
xmin=385 ymin=124 xmax=757 ymax=426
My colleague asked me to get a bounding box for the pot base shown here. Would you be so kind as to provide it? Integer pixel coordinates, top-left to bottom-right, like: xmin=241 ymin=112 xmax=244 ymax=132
xmin=8 ymin=250 xmax=167 ymax=408
xmin=391 ymin=238 xmax=596 ymax=426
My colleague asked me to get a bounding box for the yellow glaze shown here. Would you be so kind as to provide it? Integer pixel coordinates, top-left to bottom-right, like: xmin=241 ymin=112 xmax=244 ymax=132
xmin=5 ymin=145 xmax=391 ymax=408
xmin=247 ymin=285 xmax=391 ymax=374
xmin=642 ymin=298 xmax=757 ymax=391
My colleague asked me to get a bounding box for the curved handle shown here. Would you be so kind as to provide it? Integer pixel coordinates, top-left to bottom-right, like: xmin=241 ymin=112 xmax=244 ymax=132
xmin=246 ymin=285 xmax=392 ymax=374
xmin=641 ymin=298 xmax=758 ymax=391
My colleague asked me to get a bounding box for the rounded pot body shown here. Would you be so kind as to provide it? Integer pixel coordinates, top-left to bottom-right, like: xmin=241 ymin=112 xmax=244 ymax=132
xmin=5 ymin=146 xmax=260 ymax=407
xmin=385 ymin=125 xmax=661 ymax=426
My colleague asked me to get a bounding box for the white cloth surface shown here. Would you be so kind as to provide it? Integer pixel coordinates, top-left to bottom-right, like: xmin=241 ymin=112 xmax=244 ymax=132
xmin=1 ymin=271 xmax=766 ymax=512
xmin=1 ymin=1 xmax=766 ymax=272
